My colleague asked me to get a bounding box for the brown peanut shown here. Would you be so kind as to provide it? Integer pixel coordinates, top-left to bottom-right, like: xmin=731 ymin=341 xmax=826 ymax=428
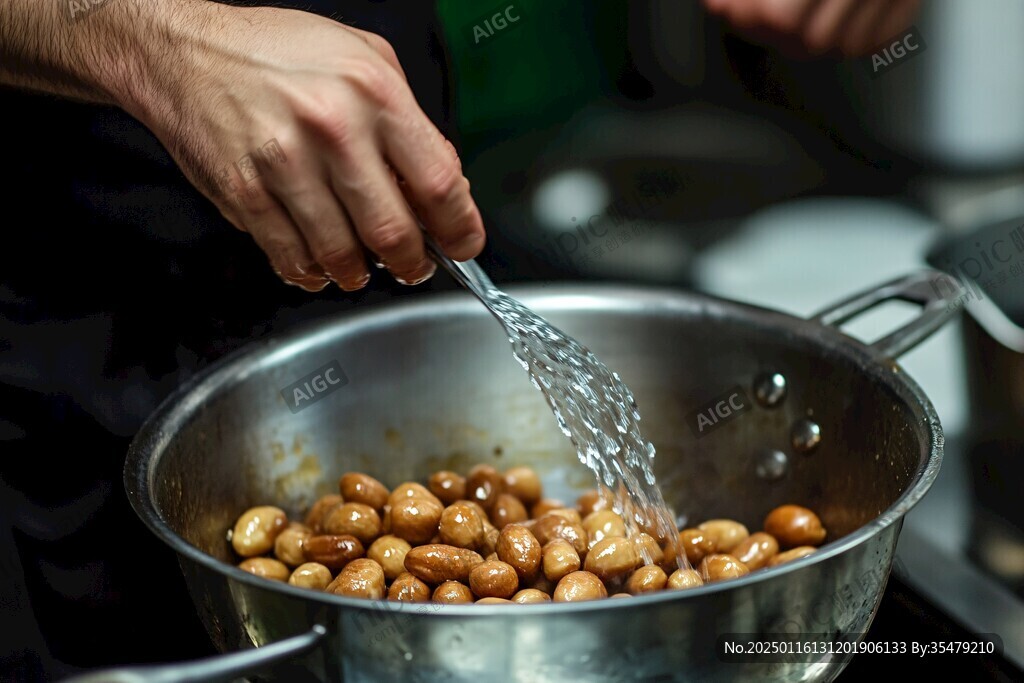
xmin=388 ymin=572 xmax=432 ymax=602
xmin=582 ymin=510 xmax=626 ymax=549
xmin=667 ymin=568 xmax=704 ymax=590
xmin=533 ymin=514 xmax=588 ymax=557
xmin=512 ymin=588 xmax=551 ymax=604
xmin=288 ymin=562 xmax=332 ymax=590
xmin=546 ymin=508 xmax=583 ymax=525
xmin=576 ymin=488 xmax=612 ymax=517
xmin=304 ymin=495 xmax=343 ymax=533
xmin=366 ymin=535 xmax=412 ymax=580
xmin=611 ymin=593 xmax=632 ymax=599
xmin=700 ymin=554 xmax=750 ymax=582
xmin=677 ymin=528 xmax=716 ymax=565
xmin=232 ymin=506 xmax=288 ymax=558
xmin=698 ymin=519 xmax=750 ymax=554
xmin=433 ymin=580 xmax=475 ymax=604
xmin=302 ymin=534 xmax=364 ymax=570
xmin=490 ymin=493 xmax=528 ymax=529
xmin=531 ymin=498 xmax=564 ymax=518
xmin=388 ymin=482 xmax=441 ymax=508
xmin=339 ymin=473 xmax=389 ymax=510
xmin=542 ymin=538 xmax=581 ymax=582
xmin=466 ymin=465 xmax=503 ymax=510
xmin=584 ymin=537 xmax=640 ymax=582
xmin=274 ymin=524 xmax=311 ymax=567
xmin=732 ymin=532 xmax=779 ymax=570
xmin=438 ymin=501 xmax=485 ymax=549
xmin=767 ymin=546 xmax=817 ymax=567
xmin=428 ymin=471 xmax=466 ymax=506
xmin=763 ymin=505 xmax=827 ymax=548
xmin=238 ymin=557 xmax=290 ymax=581
xmin=626 ymin=565 xmax=668 ymax=594
xmin=495 ymin=525 xmax=541 ymax=581
xmin=327 ymin=558 xmax=385 ymax=599
xmin=553 ymin=571 xmax=607 ymax=602
xmin=633 ymin=533 xmax=664 ymax=567
xmin=404 ymin=544 xmax=484 ymax=584
xmin=390 ymin=496 xmax=444 ymax=545
xmin=469 ymin=560 xmax=519 ymax=599
xmin=323 ymin=503 xmax=381 ymax=545
xmin=502 ymin=467 xmax=542 ymax=506
xmin=476 ymin=597 xmax=513 ymax=604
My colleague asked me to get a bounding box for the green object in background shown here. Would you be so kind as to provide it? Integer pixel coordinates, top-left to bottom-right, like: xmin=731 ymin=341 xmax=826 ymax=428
xmin=436 ymin=0 xmax=622 ymax=147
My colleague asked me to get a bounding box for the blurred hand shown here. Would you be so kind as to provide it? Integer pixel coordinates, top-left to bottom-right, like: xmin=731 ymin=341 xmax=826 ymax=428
xmin=131 ymin=4 xmax=484 ymax=291
xmin=703 ymin=0 xmax=922 ymax=57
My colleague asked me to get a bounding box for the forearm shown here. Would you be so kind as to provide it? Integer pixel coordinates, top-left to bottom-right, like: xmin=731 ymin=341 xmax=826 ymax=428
xmin=0 ymin=0 xmax=217 ymax=118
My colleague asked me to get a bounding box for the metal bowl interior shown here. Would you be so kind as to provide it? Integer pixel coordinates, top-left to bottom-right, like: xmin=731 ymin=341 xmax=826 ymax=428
xmin=126 ymin=285 xmax=940 ymax=610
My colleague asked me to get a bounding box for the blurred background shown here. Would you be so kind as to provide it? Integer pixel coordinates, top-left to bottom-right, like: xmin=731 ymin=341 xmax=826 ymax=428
xmin=2 ymin=0 xmax=1023 ymax=679
xmin=440 ymin=0 xmax=1024 ymax=676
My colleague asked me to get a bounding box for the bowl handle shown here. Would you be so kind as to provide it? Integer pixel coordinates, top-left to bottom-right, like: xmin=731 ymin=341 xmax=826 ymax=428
xmin=58 ymin=625 xmax=327 ymax=683
xmin=809 ymin=270 xmax=964 ymax=359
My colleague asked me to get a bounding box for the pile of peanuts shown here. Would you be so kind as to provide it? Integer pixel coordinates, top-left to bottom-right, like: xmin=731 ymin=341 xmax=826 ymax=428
xmin=229 ymin=464 xmax=828 ymax=603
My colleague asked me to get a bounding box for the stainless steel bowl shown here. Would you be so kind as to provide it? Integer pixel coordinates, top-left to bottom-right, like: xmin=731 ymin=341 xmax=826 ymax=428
xmin=72 ymin=272 xmax=959 ymax=683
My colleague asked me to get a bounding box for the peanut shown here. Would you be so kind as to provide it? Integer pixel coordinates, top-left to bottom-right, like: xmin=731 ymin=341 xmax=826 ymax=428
xmin=339 ymin=473 xmax=389 ymax=510
xmin=763 ymin=505 xmax=827 ymax=548
xmin=404 ymin=544 xmax=484 ymax=584
xmin=327 ymin=558 xmax=385 ymax=599
xmin=428 ymin=471 xmax=466 ymax=506
xmin=553 ymin=571 xmax=607 ymax=602
xmin=495 ymin=525 xmax=542 ymax=581
xmin=232 ymin=506 xmax=288 ymax=558
xmin=238 ymin=557 xmax=289 ymax=581
xmin=288 ymin=562 xmax=332 ymax=590
xmin=302 ymin=534 xmax=364 ymax=570
xmin=469 ymin=560 xmax=519 ymax=599
xmin=502 ymin=467 xmax=542 ymax=506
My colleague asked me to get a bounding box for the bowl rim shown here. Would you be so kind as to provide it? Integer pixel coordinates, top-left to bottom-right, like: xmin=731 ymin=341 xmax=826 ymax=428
xmin=124 ymin=282 xmax=943 ymax=617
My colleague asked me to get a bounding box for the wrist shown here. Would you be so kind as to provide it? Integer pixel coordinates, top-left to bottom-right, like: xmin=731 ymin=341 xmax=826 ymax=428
xmin=97 ymin=0 xmax=226 ymax=127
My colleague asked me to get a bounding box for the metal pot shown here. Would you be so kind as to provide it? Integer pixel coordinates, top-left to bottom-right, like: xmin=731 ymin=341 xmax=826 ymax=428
xmin=70 ymin=272 xmax=958 ymax=683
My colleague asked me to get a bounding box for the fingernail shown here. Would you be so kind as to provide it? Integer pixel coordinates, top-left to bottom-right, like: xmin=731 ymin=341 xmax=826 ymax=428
xmin=300 ymin=279 xmax=331 ymax=293
xmin=394 ymin=260 xmax=436 ymax=286
xmin=339 ymin=272 xmax=371 ymax=292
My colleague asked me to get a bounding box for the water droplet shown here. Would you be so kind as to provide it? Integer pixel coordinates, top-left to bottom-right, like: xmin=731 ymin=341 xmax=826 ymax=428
xmin=755 ymin=450 xmax=789 ymax=481
xmin=404 ymin=652 xmax=413 ymax=661
xmin=792 ymin=418 xmax=821 ymax=453
xmin=753 ymin=372 xmax=787 ymax=408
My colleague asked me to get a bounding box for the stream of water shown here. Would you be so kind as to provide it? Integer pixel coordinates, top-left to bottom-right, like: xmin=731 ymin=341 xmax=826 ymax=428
xmin=485 ymin=291 xmax=688 ymax=571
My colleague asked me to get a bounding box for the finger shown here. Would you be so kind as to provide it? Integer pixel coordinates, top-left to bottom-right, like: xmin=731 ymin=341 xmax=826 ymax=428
xmin=840 ymin=0 xmax=888 ymax=56
xmin=274 ymin=181 xmax=371 ymax=292
xmin=380 ymin=110 xmax=484 ymax=261
xmin=718 ymin=0 xmax=767 ymax=30
xmin=343 ymin=27 xmax=408 ymax=81
xmin=445 ymin=139 xmax=462 ymax=172
xmin=757 ymin=0 xmax=820 ymax=35
xmin=234 ymin=186 xmax=329 ymax=292
xmin=327 ymin=146 xmax=435 ymax=285
xmin=803 ymin=0 xmax=860 ymax=53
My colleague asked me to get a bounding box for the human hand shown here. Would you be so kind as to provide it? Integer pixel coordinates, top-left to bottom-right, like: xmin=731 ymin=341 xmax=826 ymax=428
xmin=703 ymin=0 xmax=922 ymax=57
xmin=127 ymin=3 xmax=484 ymax=291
